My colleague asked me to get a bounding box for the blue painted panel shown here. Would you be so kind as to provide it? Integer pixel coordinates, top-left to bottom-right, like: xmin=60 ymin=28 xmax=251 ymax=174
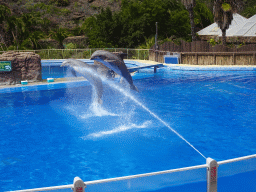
xmin=164 ymin=56 xmax=179 ymax=64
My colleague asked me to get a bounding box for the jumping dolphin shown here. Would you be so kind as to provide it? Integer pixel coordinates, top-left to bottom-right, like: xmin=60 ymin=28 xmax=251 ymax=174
xmin=90 ymin=50 xmax=139 ymax=92
xmin=61 ymin=59 xmax=103 ymax=104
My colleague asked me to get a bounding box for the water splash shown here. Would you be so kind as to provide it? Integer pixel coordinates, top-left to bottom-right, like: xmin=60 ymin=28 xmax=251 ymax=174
xmin=84 ymin=120 xmax=152 ymax=139
xmin=73 ymin=65 xmax=207 ymax=159
xmin=79 ymin=101 xmax=119 ymax=119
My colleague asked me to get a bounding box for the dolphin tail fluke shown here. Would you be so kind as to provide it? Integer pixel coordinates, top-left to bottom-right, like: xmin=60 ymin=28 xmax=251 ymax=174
xmin=130 ymin=84 xmax=139 ymax=92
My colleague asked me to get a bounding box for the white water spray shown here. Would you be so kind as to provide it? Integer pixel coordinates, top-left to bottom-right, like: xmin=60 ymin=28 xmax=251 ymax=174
xmin=86 ymin=121 xmax=152 ymax=139
xmin=104 ymin=79 xmax=207 ymax=159
xmin=73 ymin=65 xmax=207 ymax=159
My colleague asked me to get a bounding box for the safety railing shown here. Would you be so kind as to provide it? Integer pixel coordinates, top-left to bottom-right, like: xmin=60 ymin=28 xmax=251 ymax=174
xmin=0 ymin=49 xmax=150 ymax=60
xmin=8 ymin=154 xmax=256 ymax=192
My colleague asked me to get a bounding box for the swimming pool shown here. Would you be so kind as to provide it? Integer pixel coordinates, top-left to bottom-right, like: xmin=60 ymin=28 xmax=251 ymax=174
xmin=1 ymin=66 xmax=256 ymax=191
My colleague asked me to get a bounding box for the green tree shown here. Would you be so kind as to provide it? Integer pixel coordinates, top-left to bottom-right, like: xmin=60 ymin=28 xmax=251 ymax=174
xmin=23 ymin=31 xmax=45 ymax=50
xmin=167 ymin=9 xmax=191 ymax=40
xmin=241 ymin=0 xmax=256 ymax=18
xmin=49 ymin=0 xmax=70 ymax=7
xmin=5 ymin=16 xmax=26 ymax=49
xmin=0 ymin=5 xmax=11 ymax=23
xmin=194 ymin=0 xmax=214 ymax=30
xmin=213 ymin=0 xmax=243 ymax=46
xmin=83 ymin=7 xmax=117 ymax=48
xmin=116 ymin=0 xmax=185 ymax=47
xmin=242 ymin=6 xmax=256 ymax=18
xmin=137 ymin=36 xmax=155 ymax=49
xmin=0 ymin=5 xmax=11 ymax=49
xmin=49 ymin=27 xmax=70 ymax=49
xmin=82 ymin=0 xmax=190 ymax=48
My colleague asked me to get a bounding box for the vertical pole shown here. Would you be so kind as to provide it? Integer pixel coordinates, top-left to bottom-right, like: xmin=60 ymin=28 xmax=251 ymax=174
xmin=48 ymin=50 xmax=49 ymax=59
xmin=73 ymin=177 xmax=86 ymax=192
xmin=155 ymin=22 xmax=158 ymax=62
xmin=138 ymin=50 xmax=139 ymax=60
xmin=207 ymin=158 xmax=218 ymax=192
xmin=253 ymin=52 xmax=255 ymax=65
xmin=127 ymin=49 xmax=129 ymax=59
xmin=154 ymin=66 xmax=157 ymax=73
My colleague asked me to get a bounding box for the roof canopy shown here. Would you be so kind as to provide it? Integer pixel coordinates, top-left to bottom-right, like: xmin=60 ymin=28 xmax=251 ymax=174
xmin=197 ymin=13 xmax=256 ymax=37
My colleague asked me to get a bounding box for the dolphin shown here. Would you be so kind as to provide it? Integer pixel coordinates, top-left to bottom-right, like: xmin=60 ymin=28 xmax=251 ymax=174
xmin=90 ymin=50 xmax=139 ymax=92
xmin=61 ymin=59 xmax=103 ymax=104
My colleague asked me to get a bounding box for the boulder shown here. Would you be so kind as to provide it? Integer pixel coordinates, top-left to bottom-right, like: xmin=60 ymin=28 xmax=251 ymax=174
xmin=0 ymin=51 xmax=42 ymax=85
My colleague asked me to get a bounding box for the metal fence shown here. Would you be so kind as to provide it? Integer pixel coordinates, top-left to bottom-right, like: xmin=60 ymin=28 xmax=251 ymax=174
xmin=9 ymin=154 xmax=256 ymax=192
xmin=0 ymin=49 xmax=150 ymax=60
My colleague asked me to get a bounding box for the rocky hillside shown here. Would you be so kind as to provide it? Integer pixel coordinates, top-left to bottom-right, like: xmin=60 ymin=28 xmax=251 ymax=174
xmin=0 ymin=0 xmax=122 ymax=29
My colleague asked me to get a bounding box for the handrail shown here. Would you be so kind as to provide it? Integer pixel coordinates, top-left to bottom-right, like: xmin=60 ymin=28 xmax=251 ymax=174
xmin=8 ymin=154 xmax=256 ymax=192
xmin=218 ymin=154 xmax=256 ymax=165
xmin=10 ymin=164 xmax=207 ymax=192
xmin=85 ymin=164 xmax=207 ymax=185
xmin=0 ymin=48 xmax=151 ymax=52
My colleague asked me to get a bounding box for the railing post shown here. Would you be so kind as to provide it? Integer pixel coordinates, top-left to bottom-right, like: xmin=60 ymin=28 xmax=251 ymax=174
xmin=127 ymin=49 xmax=129 ymax=59
xmin=253 ymin=52 xmax=255 ymax=65
xmin=207 ymin=158 xmax=218 ymax=192
xmin=72 ymin=177 xmax=86 ymax=192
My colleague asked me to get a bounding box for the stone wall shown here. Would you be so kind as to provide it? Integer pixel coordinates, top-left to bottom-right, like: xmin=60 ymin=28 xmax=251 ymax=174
xmin=0 ymin=51 xmax=42 ymax=85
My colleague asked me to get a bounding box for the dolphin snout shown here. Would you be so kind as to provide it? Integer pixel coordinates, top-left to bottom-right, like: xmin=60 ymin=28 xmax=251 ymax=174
xmin=61 ymin=60 xmax=70 ymax=67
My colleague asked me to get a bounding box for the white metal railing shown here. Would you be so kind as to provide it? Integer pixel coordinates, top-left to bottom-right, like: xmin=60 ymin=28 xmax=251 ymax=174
xmin=8 ymin=154 xmax=256 ymax=192
xmin=218 ymin=154 xmax=256 ymax=165
xmin=9 ymin=164 xmax=207 ymax=192
xmin=0 ymin=49 xmax=150 ymax=60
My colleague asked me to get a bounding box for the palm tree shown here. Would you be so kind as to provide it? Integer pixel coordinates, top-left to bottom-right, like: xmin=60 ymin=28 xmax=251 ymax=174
xmin=26 ymin=31 xmax=45 ymax=50
xmin=137 ymin=36 xmax=155 ymax=49
xmin=49 ymin=27 xmax=70 ymax=49
xmin=6 ymin=16 xmax=25 ymax=49
xmin=0 ymin=5 xmax=11 ymax=23
xmin=213 ymin=0 xmax=243 ymax=46
xmin=181 ymin=0 xmax=197 ymax=41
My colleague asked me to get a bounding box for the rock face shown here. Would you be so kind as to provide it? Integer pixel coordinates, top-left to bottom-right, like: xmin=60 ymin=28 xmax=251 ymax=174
xmin=0 ymin=51 xmax=42 ymax=85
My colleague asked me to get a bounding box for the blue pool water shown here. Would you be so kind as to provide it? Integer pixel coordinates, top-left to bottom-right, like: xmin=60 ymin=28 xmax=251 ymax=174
xmin=1 ymin=67 xmax=256 ymax=191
